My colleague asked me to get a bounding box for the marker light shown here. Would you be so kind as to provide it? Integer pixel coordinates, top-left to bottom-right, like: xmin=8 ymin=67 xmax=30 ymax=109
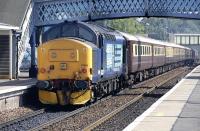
xmin=81 ymin=68 xmax=87 ymax=73
xmin=40 ymin=68 xmax=46 ymax=73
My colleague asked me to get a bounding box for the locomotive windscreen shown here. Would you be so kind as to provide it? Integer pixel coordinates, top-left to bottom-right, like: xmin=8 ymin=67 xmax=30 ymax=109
xmin=42 ymin=22 xmax=97 ymax=44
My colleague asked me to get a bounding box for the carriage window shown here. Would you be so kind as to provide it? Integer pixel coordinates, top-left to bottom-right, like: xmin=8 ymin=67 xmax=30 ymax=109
xmin=139 ymin=46 xmax=141 ymax=55
xmin=146 ymin=47 xmax=148 ymax=55
xmin=148 ymin=47 xmax=150 ymax=55
xmin=160 ymin=48 xmax=162 ymax=55
xmin=135 ymin=45 xmax=138 ymax=55
xmin=145 ymin=46 xmax=147 ymax=55
xmin=163 ymin=48 xmax=164 ymax=55
xmin=149 ymin=47 xmax=151 ymax=55
xmin=141 ymin=46 xmax=143 ymax=55
xmin=156 ymin=48 xmax=158 ymax=55
xmin=143 ymin=46 xmax=144 ymax=55
xmin=155 ymin=48 xmax=157 ymax=55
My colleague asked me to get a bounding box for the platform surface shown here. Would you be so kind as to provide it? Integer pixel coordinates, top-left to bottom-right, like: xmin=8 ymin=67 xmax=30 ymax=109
xmin=124 ymin=65 xmax=200 ymax=131
xmin=0 ymin=78 xmax=36 ymax=95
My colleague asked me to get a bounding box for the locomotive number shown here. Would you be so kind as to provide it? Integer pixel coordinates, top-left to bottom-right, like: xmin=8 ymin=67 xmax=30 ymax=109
xmin=60 ymin=63 xmax=67 ymax=70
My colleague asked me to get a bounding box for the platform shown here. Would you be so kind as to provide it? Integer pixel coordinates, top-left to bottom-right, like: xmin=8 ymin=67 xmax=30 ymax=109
xmin=0 ymin=78 xmax=37 ymax=111
xmin=0 ymin=78 xmax=36 ymax=96
xmin=124 ymin=65 xmax=200 ymax=131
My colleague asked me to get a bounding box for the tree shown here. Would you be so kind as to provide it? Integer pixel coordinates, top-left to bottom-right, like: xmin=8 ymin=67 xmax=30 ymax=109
xmin=95 ymin=18 xmax=145 ymax=35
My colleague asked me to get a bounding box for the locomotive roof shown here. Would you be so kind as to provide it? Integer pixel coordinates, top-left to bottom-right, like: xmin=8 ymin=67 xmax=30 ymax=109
xmin=80 ymin=22 xmax=123 ymax=36
xmin=120 ymin=32 xmax=190 ymax=50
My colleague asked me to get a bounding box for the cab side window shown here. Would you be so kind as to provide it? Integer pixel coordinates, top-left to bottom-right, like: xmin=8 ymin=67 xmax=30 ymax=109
xmin=79 ymin=27 xmax=95 ymax=43
xmin=42 ymin=26 xmax=61 ymax=42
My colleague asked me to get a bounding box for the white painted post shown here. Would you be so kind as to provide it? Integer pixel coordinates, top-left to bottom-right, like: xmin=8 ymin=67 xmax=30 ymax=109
xmin=9 ymin=30 xmax=13 ymax=80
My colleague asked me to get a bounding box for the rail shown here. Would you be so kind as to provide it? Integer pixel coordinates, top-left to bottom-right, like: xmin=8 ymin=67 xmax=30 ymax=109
xmin=0 ymin=109 xmax=45 ymax=129
xmin=29 ymin=96 xmax=112 ymax=131
xmin=82 ymin=70 xmax=185 ymax=131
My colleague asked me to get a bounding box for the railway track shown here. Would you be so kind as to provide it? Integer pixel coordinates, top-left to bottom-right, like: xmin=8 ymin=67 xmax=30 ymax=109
xmin=93 ymin=76 xmax=186 ymax=130
xmin=0 ymin=108 xmax=45 ymax=130
xmin=29 ymin=106 xmax=89 ymax=131
xmin=29 ymin=98 xmax=110 ymax=131
xmin=0 ymin=95 xmax=111 ymax=131
xmin=83 ymin=68 xmax=189 ymax=131
xmin=0 ymin=67 xmax=191 ymax=131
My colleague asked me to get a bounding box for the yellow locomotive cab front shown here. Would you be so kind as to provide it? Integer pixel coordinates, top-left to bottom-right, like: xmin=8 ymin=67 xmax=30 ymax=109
xmin=37 ymin=38 xmax=93 ymax=105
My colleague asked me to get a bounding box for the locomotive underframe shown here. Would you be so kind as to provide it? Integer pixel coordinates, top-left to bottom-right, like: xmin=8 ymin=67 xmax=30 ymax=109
xmin=126 ymin=60 xmax=188 ymax=86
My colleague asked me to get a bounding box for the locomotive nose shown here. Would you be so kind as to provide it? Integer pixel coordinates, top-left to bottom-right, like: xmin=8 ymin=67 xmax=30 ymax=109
xmin=37 ymin=38 xmax=93 ymax=81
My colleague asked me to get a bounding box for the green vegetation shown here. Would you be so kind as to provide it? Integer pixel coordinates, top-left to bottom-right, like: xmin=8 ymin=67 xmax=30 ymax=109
xmin=96 ymin=17 xmax=200 ymax=41
xmin=96 ymin=18 xmax=145 ymax=35
xmin=144 ymin=18 xmax=200 ymax=34
xmin=143 ymin=18 xmax=200 ymax=41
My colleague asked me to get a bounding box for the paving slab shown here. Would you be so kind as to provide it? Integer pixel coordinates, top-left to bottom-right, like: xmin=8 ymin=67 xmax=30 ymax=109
xmin=179 ymin=103 xmax=200 ymax=118
xmin=124 ymin=65 xmax=200 ymax=131
xmin=149 ymin=101 xmax=185 ymax=117
xmin=172 ymin=118 xmax=200 ymax=131
xmin=133 ymin=117 xmax=177 ymax=131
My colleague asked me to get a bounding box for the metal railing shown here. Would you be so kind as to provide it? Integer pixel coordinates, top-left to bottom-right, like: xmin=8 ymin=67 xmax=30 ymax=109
xmin=17 ymin=1 xmax=34 ymax=73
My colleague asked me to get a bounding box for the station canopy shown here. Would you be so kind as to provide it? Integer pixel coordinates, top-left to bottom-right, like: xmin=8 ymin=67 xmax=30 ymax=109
xmin=0 ymin=0 xmax=30 ymax=28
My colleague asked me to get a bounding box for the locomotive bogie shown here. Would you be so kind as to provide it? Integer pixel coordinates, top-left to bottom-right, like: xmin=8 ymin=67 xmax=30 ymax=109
xmin=38 ymin=89 xmax=93 ymax=105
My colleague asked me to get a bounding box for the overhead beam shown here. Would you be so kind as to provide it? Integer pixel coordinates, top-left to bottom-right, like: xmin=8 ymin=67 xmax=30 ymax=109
xmin=33 ymin=0 xmax=200 ymax=26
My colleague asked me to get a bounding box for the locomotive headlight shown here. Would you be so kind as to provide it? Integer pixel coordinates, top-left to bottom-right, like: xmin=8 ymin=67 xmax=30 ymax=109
xmin=81 ymin=68 xmax=87 ymax=73
xmin=80 ymin=65 xmax=88 ymax=74
xmin=40 ymin=68 xmax=46 ymax=74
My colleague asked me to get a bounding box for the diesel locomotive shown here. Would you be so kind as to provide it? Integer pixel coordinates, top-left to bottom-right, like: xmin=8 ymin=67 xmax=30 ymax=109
xmin=36 ymin=21 xmax=197 ymax=105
